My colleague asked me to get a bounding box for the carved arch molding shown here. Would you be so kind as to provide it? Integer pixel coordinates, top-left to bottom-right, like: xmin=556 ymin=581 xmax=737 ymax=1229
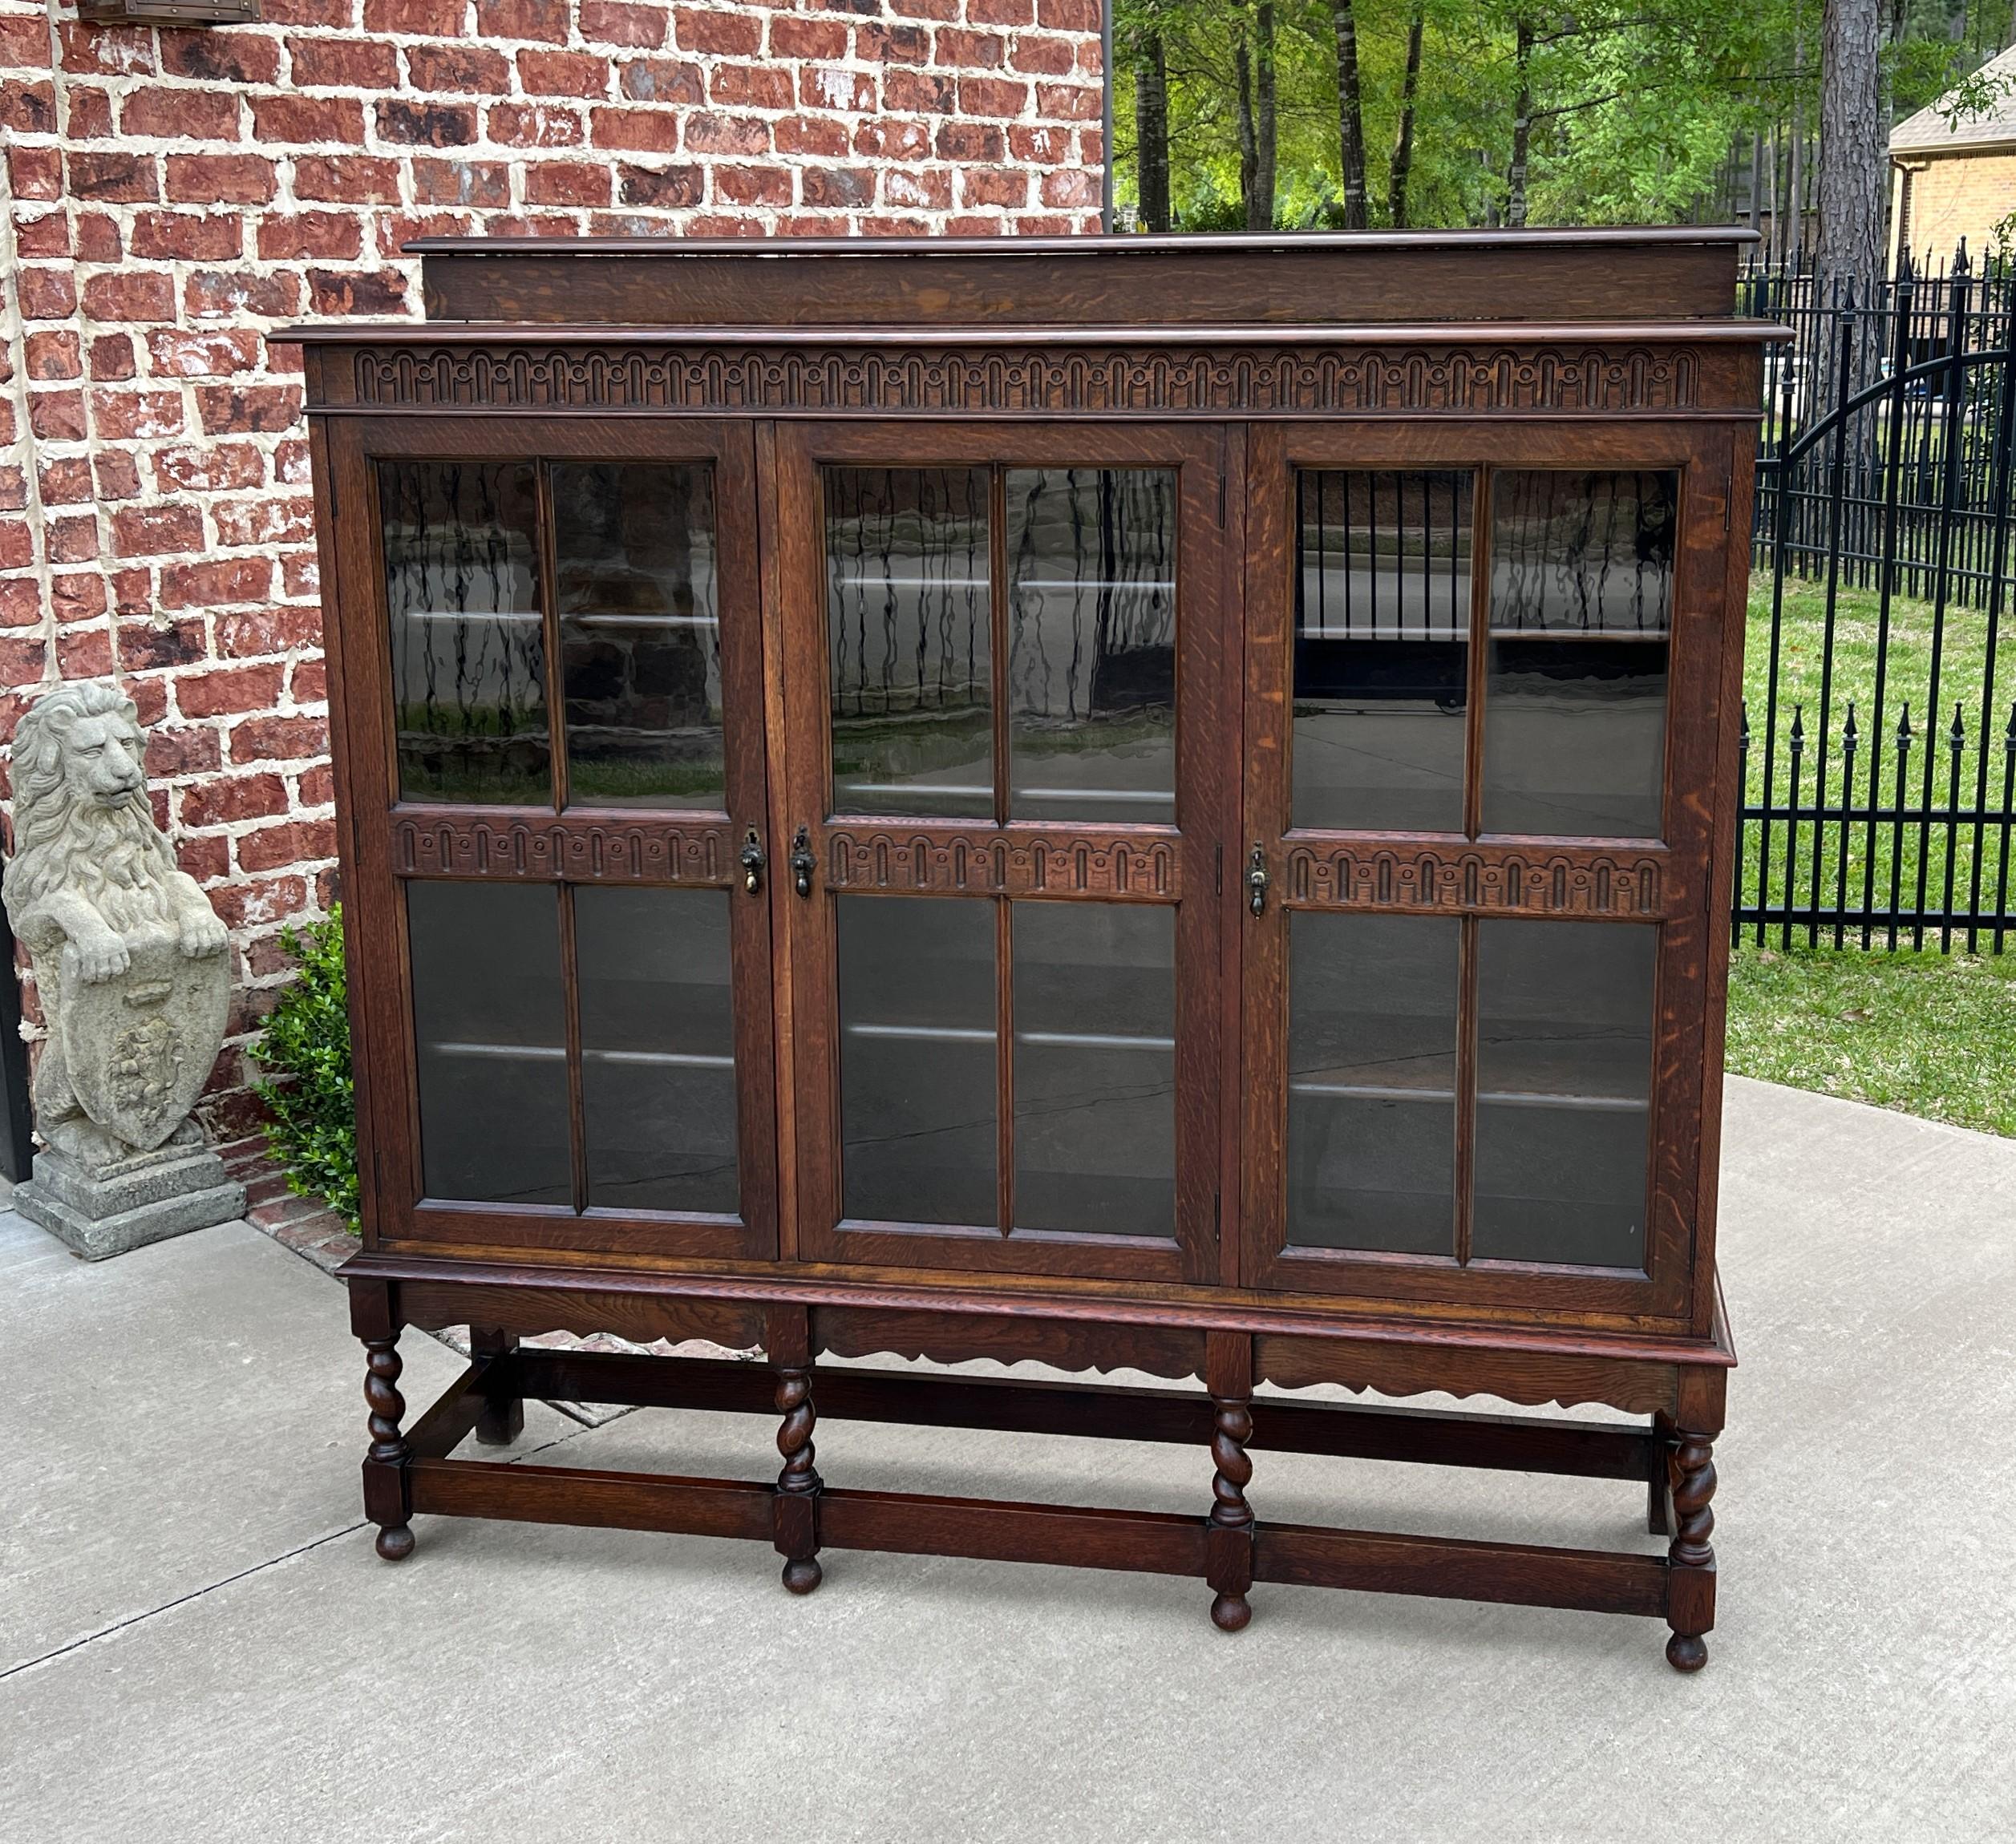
xmin=350 ymin=343 xmax=1708 ymax=415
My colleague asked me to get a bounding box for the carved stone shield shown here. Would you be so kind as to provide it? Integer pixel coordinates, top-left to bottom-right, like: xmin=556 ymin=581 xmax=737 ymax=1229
xmin=60 ymin=932 xmax=230 ymax=1153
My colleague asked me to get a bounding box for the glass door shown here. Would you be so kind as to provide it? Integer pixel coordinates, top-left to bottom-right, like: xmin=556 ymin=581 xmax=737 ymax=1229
xmin=776 ymin=424 xmax=1229 ymax=1284
xmin=336 ymin=417 xmax=779 ymax=1260
xmin=1240 ymin=424 xmax=1727 ymax=1323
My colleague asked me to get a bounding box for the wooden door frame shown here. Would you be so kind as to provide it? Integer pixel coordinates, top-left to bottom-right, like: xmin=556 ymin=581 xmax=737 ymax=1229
xmin=1236 ymin=419 xmax=1740 ymax=1332
xmin=323 ymin=413 xmax=780 ymax=1264
xmin=770 ymin=419 xmax=1234 ymax=1285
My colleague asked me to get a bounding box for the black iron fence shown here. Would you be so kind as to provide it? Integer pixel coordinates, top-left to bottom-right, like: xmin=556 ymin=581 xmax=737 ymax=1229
xmin=1738 ymin=252 xmax=2016 ymax=952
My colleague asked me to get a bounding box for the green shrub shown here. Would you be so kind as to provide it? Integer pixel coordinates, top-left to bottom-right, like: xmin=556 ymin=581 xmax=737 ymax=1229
xmin=253 ymin=905 xmax=360 ymax=1231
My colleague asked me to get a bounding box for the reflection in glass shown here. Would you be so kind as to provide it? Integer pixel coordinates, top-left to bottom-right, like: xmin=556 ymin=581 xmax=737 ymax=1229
xmin=382 ymin=462 xmax=549 ymax=805
xmin=576 ymin=887 xmax=738 ymax=1215
xmin=828 ymin=468 xmax=993 ymax=819
xmin=1007 ymin=468 xmax=1176 ymax=823
xmin=408 ymin=880 xmax=571 ymax=1206
xmin=1287 ymin=913 xmax=1459 ymax=1254
xmin=838 ymin=896 xmax=996 ymax=1226
xmin=1012 ymin=902 xmax=1174 ymax=1238
xmin=553 ymin=464 xmax=723 ymax=810
xmin=1472 ymin=920 xmax=1655 ymax=1268
xmin=1294 ymin=471 xmax=1472 ymax=833
xmin=1483 ymin=470 xmax=1675 ymax=839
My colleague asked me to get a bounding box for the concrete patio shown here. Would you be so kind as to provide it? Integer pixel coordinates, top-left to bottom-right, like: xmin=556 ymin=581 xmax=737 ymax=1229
xmin=2 ymin=1074 xmax=2011 ymax=1842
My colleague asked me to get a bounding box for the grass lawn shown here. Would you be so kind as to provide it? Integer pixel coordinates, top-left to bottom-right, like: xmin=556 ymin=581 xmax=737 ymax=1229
xmin=1725 ymin=944 xmax=2016 ymax=1137
xmin=1731 ymin=575 xmax=2016 ymax=1135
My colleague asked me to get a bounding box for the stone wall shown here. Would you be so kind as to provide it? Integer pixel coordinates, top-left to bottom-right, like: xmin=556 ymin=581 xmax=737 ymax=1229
xmin=0 ymin=0 xmax=1104 ymax=1134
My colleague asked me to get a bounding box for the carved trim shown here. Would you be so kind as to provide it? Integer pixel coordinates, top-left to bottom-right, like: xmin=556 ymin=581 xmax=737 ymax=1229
xmin=391 ymin=811 xmax=728 ymax=884
xmin=351 ymin=344 xmax=1701 ymax=416
xmin=396 ymin=1279 xmax=768 ymax=1351
xmin=812 ymin=1306 xmax=1207 ymax=1381
xmin=1285 ymin=842 xmax=1667 ymax=918
xmin=824 ymin=827 xmax=1182 ymax=900
xmin=1255 ymin=1334 xmax=1681 ymax=1416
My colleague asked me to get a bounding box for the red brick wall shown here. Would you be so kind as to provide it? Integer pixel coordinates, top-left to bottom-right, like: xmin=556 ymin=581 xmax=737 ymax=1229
xmin=0 ymin=0 xmax=1104 ymax=1136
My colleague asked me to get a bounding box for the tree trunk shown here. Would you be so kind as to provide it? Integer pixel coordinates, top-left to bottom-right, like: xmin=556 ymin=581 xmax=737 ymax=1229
xmin=1817 ymin=0 xmax=1884 ymax=301
xmin=1251 ymin=2 xmax=1277 ymax=231
xmin=1765 ymin=127 xmax=1781 ymax=265
xmin=1787 ymin=24 xmax=1807 ymax=265
xmin=1787 ymin=129 xmax=1806 ymax=265
xmin=1134 ymin=28 xmax=1170 ymax=233
xmin=1388 ymin=2 xmax=1425 ymax=229
xmin=1332 ymin=0 xmax=1368 ymax=229
xmin=1233 ymin=1 xmax=1258 ymax=225
xmin=1507 ymin=18 xmax=1534 ymax=229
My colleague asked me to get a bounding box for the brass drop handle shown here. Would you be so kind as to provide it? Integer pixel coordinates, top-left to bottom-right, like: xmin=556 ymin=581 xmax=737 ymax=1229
xmin=790 ymin=826 xmax=816 ymax=899
xmin=739 ymin=829 xmax=765 ymax=896
xmin=1247 ymin=843 xmax=1269 ymax=917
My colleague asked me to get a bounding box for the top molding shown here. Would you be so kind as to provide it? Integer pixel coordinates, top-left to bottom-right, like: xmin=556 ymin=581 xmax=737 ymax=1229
xmin=407 ymin=228 xmax=1764 ymax=330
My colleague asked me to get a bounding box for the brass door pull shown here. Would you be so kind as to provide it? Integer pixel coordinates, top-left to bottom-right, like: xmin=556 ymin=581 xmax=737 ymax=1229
xmin=739 ymin=829 xmax=765 ymax=895
xmin=790 ymin=826 xmax=816 ymax=898
xmin=1247 ymin=843 xmax=1269 ymax=916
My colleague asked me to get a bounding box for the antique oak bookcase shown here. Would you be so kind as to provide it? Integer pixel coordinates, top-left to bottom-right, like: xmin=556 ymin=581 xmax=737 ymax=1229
xmin=288 ymin=228 xmax=1777 ymax=1668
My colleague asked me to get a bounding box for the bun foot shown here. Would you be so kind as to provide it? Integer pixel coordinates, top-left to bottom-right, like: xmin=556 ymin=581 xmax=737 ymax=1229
xmin=782 ymin=1556 xmax=822 ymax=1595
xmin=1210 ymin=1592 xmax=1252 ymax=1632
xmin=1666 ymin=1632 xmax=1707 ymax=1672
xmin=375 ymin=1523 xmax=415 ymax=1563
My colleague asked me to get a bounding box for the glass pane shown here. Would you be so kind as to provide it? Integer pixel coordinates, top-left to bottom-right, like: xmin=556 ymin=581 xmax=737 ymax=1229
xmin=1482 ymin=470 xmax=1675 ymax=839
xmin=576 ymin=887 xmax=737 ymax=1215
xmin=1294 ymin=470 xmax=1472 ymax=833
xmin=1287 ymin=913 xmax=1459 ymax=1255
xmin=553 ymin=463 xmax=723 ymax=810
xmin=407 ymin=880 xmax=570 ymax=1206
xmin=828 ymin=467 xmax=992 ymax=819
xmin=1007 ymin=467 xmax=1176 ymax=823
xmin=1472 ymin=920 xmax=1655 ymax=1268
xmin=1012 ymin=901 xmax=1174 ymax=1238
xmin=381 ymin=461 xmax=549 ymax=805
xmin=838 ymin=896 xmax=996 ymax=1226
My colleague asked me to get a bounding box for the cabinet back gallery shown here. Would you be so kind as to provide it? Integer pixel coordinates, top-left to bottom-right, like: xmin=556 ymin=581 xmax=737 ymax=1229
xmin=288 ymin=228 xmax=1776 ymax=1667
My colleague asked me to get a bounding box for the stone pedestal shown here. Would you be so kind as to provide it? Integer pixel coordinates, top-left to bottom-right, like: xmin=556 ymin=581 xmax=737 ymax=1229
xmin=14 ymin=1142 xmax=245 ymax=1261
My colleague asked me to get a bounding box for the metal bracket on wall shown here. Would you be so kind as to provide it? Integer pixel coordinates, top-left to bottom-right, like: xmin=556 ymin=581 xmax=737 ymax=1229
xmin=76 ymin=0 xmax=261 ymax=22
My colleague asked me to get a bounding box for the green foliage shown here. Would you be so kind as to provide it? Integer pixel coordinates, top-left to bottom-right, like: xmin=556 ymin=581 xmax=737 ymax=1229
xmin=1112 ymin=0 xmax=2008 ymax=232
xmin=253 ymin=906 xmax=360 ymax=1231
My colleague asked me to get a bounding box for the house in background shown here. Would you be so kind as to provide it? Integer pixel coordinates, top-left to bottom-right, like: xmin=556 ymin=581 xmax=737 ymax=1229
xmin=1891 ymin=42 xmax=2016 ymax=270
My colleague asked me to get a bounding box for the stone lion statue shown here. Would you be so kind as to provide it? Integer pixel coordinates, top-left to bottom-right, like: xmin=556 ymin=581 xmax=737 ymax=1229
xmin=4 ymin=681 xmax=229 ymax=1170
